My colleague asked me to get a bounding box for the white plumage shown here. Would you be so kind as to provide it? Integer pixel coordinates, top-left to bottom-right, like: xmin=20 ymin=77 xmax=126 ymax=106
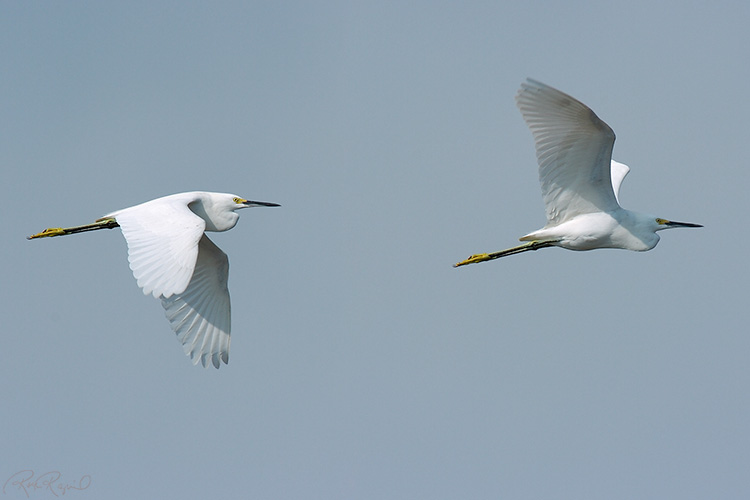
xmin=455 ymin=79 xmax=701 ymax=267
xmin=29 ymin=191 xmax=279 ymax=368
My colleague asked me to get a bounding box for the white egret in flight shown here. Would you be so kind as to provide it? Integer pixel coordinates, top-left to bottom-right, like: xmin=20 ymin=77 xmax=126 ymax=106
xmin=455 ymin=79 xmax=701 ymax=267
xmin=29 ymin=192 xmax=280 ymax=368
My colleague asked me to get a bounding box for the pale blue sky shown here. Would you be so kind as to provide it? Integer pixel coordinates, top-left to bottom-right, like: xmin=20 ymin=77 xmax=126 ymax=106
xmin=2 ymin=1 xmax=748 ymax=498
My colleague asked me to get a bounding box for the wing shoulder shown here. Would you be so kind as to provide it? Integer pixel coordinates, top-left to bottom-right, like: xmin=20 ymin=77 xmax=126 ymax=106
xmin=108 ymin=194 xmax=206 ymax=298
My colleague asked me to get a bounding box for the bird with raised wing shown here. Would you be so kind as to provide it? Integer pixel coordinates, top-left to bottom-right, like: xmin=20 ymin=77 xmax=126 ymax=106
xmin=29 ymin=192 xmax=279 ymax=368
xmin=455 ymin=79 xmax=701 ymax=267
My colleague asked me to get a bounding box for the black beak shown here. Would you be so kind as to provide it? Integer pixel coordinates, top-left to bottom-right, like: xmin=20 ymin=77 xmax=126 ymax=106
xmin=666 ymin=220 xmax=702 ymax=228
xmin=245 ymin=200 xmax=280 ymax=207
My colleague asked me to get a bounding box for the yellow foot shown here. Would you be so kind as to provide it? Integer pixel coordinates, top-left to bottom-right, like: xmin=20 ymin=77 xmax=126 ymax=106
xmin=454 ymin=253 xmax=491 ymax=267
xmin=27 ymin=228 xmax=66 ymax=239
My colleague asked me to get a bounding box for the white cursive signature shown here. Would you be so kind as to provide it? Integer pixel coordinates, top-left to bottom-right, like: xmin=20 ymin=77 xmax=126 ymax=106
xmin=3 ymin=470 xmax=91 ymax=498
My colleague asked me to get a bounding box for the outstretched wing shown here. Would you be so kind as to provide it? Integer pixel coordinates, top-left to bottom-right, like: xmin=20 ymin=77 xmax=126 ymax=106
xmin=107 ymin=194 xmax=204 ymax=298
xmin=161 ymin=235 xmax=231 ymax=369
xmin=516 ymin=79 xmax=619 ymax=224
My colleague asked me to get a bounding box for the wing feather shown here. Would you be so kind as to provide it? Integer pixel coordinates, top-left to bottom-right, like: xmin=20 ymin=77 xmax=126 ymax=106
xmin=161 ymin=235 xmax=231 ymax=369
xmin=516 ymin=79 xmax=619 ymax=224
xmin=107 ymin=194 xmax=205 ymax=298
xmin=610 ymin=160 xmax=630 ymax=205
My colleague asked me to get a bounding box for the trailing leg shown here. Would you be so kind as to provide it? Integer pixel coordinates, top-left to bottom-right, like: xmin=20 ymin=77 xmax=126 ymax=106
xmin=27 ymin=218 xmax=119 ymax=240
xmin=453 ymin=240 xmax=557 ymax=267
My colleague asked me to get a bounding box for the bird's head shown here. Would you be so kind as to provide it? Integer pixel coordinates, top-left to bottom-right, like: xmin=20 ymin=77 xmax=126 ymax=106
xmin=222 ymin=195 xmax=280 ymax=229
xmin=193 ymin=193 xmax=280 ymax=232
xmin=622 ymin=213 xmax=702 ymax=251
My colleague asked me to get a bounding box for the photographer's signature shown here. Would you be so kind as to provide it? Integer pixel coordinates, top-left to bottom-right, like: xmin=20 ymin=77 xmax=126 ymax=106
xmin=3 ymin=470 xmax=90 ymax=498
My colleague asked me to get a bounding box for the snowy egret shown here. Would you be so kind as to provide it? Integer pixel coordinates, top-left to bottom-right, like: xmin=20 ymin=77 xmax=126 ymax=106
xmin=454 ymin=79 xmax=701 ymax=267
xmin=28 ymin=192 xmax=280 ymax=368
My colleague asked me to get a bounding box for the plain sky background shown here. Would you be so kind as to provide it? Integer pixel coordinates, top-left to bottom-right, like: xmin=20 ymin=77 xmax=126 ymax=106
xmin=2 ymin=1 xmax=748 ymax=498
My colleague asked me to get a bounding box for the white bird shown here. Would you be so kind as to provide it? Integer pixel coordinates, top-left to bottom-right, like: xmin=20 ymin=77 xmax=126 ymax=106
xmin=28 ymin=192 xmax=279 ymax=368
xmin=454 ymin=79 xmax=701 ymax=267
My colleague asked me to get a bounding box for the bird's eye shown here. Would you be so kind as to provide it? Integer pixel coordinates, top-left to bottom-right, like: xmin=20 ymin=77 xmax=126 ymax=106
xmin=233 ymin=197 xmax=244 ymax=204
xmin=655 ymin=218 xmax=668 ymax=225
